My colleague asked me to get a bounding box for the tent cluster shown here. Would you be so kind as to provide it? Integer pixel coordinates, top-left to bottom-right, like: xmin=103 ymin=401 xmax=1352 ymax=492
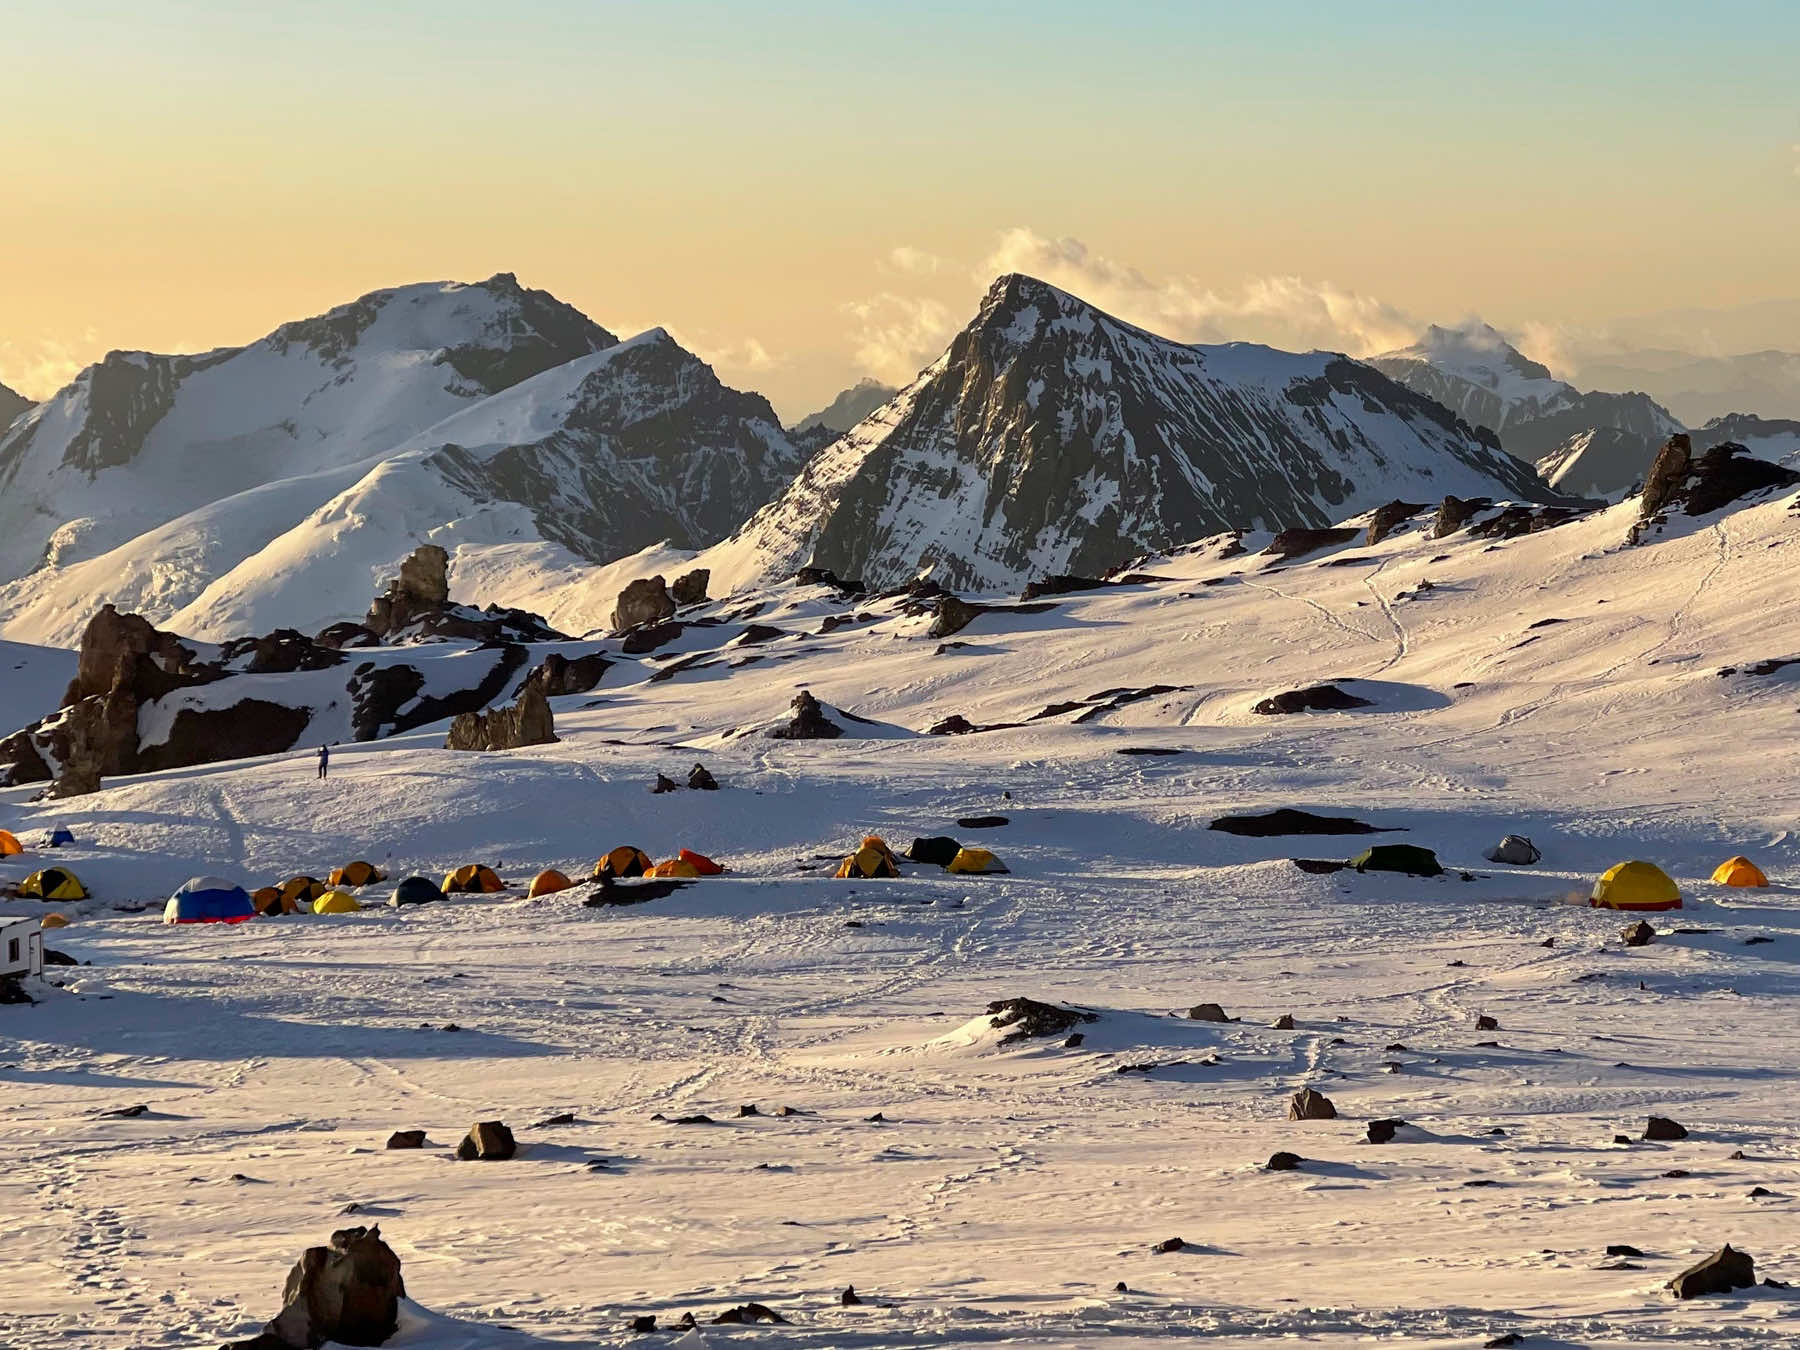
xmin=248 ymin=862 xmax=388 ymax=916
xmin=834 ymin=834 xmax=1009 ymax=879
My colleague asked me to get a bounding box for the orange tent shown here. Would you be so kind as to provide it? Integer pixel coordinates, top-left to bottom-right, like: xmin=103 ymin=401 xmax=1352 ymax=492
xmin=1711 ymin=856 xmax=1768 ymax=888
xmin=528 ymin=869 xmax=574 ymax=897
xmin=593 ymin=846 xmax=653 ymax=880
xmin=0 ymin=829 xmax=22 ymax=856
xmin=677 ymin=849 xmax=725 ymax=876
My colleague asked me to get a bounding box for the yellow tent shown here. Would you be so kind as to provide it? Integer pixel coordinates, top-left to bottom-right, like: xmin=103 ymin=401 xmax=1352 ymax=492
xmin=444 ymin=863 xmax=504 ymax=894
xmin=1711 ymin=856 xmax=1768 ymax=888
xmin=20 ymin=867 xmax=85 ymax=901
xmin=40 ymin=913 xmax=69 ymax=929
xmin=251 ymin=885 xmax=286 ymax=914
xmin=593 ymin=846 xmax=653 ymax=880
xmin=329 ymin=861 xmax=386 ymax=888
xmin=527 ymin=868 xmax=574 ymax=897
xmin=0 ymin=829 xmax=21 ymax=856
xmin=836 ymin=836 xmax=900 ymax=879
xmin=648 ymin=858 xmax=701 ymax=879
xmin=946 ymin=847 xmax=1009 ymax=875
xmin=1590 ymin=861 xmax=1682 ymax=912
xmin=313 ymin=890 xmax=362 ymax=914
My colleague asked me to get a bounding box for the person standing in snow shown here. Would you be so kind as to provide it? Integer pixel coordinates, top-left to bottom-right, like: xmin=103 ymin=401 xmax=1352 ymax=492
xmin=317 ymin=744 xmax=330 ymax=780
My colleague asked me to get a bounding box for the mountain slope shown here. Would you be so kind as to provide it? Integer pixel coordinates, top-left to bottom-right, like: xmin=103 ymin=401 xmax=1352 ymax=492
xmin=707 ymin=274 xmax=1554 ymax=593
xmin=0 ymin=379 xmax=31 ymax=432
xmin=0 ymin=274 xmax=616 ymax=587
xmin=1371 ymin=323 xmax=1684 ymax=498
xmin=793 ymin=378 xmax=898 ymax=435
xmin=0 ymin=285 xmax=804 ymax=646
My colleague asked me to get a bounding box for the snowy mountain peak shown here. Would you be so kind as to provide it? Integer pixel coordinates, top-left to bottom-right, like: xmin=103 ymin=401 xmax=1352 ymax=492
xmin=702 ymin=275 xmax=1553 ymax=595
xmin=1369 ymin=323 xmax=1571 ymax=430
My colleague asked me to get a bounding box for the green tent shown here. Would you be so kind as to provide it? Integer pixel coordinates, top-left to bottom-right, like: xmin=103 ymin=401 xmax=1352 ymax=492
xmin=1349 ymin=844 xmax=1444 ymax=877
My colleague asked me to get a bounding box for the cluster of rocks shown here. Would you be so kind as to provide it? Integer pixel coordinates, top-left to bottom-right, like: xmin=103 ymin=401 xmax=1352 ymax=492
xmin=1632 ymin=434 xmax=1800 ymax=541
xmin=767 ymin=690 xmax=843 ymax=740
xmin=611 ymin=569 xmax=710 ymax=633
xmin=653 ymin=764 xmax=719 ymax=793
xmin=444 ymin=683 xmax=557 ymax=753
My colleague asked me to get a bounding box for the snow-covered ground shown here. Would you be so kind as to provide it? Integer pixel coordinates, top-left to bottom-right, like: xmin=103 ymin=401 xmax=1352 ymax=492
xmin=4 ymin=492 xmax=1800 ymax=1348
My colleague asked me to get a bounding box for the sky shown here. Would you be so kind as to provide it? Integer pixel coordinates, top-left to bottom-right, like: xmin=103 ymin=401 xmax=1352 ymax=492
xmin=4 ymin=0 xmax=1798 ymax=418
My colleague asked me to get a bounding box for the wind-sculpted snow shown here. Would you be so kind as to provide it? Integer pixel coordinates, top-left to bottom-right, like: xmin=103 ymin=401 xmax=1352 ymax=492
xmin=710 ymin=275 xmax=1555 ymax=594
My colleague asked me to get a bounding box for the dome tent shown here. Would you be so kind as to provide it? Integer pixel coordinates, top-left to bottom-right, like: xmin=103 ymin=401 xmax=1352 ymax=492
xmin=1711 ymin=856 xmax=1768 ymax=888
xmin=1590 ymin=861 xmax=1682 ymax=912
xmin=947 ymin=847 xmax=1009 ymax=874
xmin=389 ymin=876 xmax=446 ymax=907
xmin=164 ymin=877 xmax=256 ymax=924
xmin=677 ymin=849 xmax=725 ymax=875
xmin=257 ymin=876 xmax=328 ymax=915
xmin=329 ymin=861 xmax=386 ymax=888
xmin=648 ymin=858 xmax=701 ymax=879
xmin=21 ymin=867 xmax=86 ymax=901
xmin=47 ymin=827 xmax=74 ymax=848
xmin=593 ymin=846 xmax=653 ymax=880
xmin=0 ymin=829 xmax=22 ymax=856
xmin=313 ymin=890 xmax=362 ymax=914
xmin=836 ymin=836 xmax=900 ymax=879
xmin=527 ymin=869 xmax=574 ymax=897
xmin=443 ymin=864 xmax=504 ymax=894
xmin=1350 ymin=844 xmax=1444 ymax=877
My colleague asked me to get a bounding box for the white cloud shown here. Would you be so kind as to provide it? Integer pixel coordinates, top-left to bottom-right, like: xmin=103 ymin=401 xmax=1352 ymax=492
xmin=883 ymin=246 xmax=943 ymax=277
xmin=0 ymin=332 xmax=102 ymax=401
xmin=844 ymin=292 xmax=958 ymax=386
xmin=977 ymin=227 xmax=1422 ymax=357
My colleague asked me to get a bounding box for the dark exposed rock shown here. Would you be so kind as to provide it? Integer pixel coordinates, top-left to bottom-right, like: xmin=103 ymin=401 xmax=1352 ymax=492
xmin=0 ymin=975 xmax=36 ymax=1005
xmin=64 ymin=603 xmax=202 ymax=708
xmin=1186 ymin=1003 xmax=1232 ymax=1023
xmin=1622 ymin=921 xmax=1657 ymax=947
xmin=1287 ymin=1088 xmax=1337 ymax=1121
xmin=315 ymin=622 xmax=380 ymax=650
xmin=455 ymin=1121 xmax=516 ymax=1161
xmin=1468 ymin=504 xmax=1587 ymax=541
xmin=1273 ymin=1014 xmax=1296 ymax=1030
xmin=1264 ymin=526 xmax=1360 ymax=563
xmin=530 ymin=650 xmax=610 ymax=696
xmin=218 ymin=630 xmax=347 ymax=675
xmin=687 ymin=763 xmax=718 ymax=791
xmin=1667 ymin=1244 xmax=1755 ymax=1299
xmin=384 ymin=1131 xmax=426 ymax=1150
xmin=928 ymin=594 xmax=983 ymax=639
xmin=928 ymin=714 xmax=977 ymax=735
xmin=985 ymin=997 xmax=1098 ymax=1045
xmin=1483 ymin=1334 xmax=1522 ymax=1348
xmin=222 ymin=1224 xmax=404 ymax=1350
xmin=1475 ymin=1015 xmax=1499 ymax=1032
xmin=793 ymin=565 xmax=864 ymax=594
xmin=612 ymin=576 xmax=677 ymax=632
xmin=1430 ymin=494 xmax=1490 ymax=539
xmin=350 ymin=644 xmax=529 ymax=741
xmin=620 ymin=620 xmax=684 ymax=654
xmin=1266 ymin=1151 xmax=1304 ymax=1171
xmin=629 ymin=1314 xmax=658 ymax=1334
xmin=670 ymin=568 xmax=711 ymax=606
xmin=710 ymin=1303 xmax=787 ymax=1325
xmin=1253 ymin=683 xmax=1374 ymax=716
xmin=1020 ymin=574 xmax=1108 ymax=600
xmin=1366 ymin=500 xmax=1428 ymax=545
xmin=1607 ymin=1244 xmax=1646 ymax=1257
xmin=1366 ymin=1119 xmax=1405 ymax=1144
xmin=1151 ymin=1237 xmax=1187 ymax=1254
xmin=840 ymin=1286 xmax=862 ymax=1306
xmin=957 ymin=815 xmax=1009 ymax=829
xmin=445 ymin=682 xmax=556 ymax=752
xmin=365 ymin=544 xmax=450 ymax=638
xmin=1644 ymin=1116 xmax=1688 ymax=1142
xmin=766 ymin=689 xmax=843 ymax=740
xmin=1210 ymin=808 xmax=1390 ymax=837
xmin=139 ymin=698 xmax=316 ymax=775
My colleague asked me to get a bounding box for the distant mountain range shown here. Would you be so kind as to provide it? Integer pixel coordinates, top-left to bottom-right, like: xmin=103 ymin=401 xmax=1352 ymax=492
xmin=1570 ymin=349 xmax=1800 ymax=427
xmin=793 ymin=378 xmax=897 ymax=435
xmin=0 ymin=275 xmax=803 ymax=645
xmin=704 ymin=276 xmax=1555 ymax=593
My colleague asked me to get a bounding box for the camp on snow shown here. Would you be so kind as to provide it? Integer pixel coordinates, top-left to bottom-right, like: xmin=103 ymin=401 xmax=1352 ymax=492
xmin=947 ymin=847 xmax=1009 ymax=874
xmin=837 ymin=836 xmax=901 ymax=879
xmin=443 ymin=864 xmax=504 ymax=894
xmin=595 ymin=846 xmax=653 ymax=880
xmin=1484 ymin=835 xmax=1542 ymax=865
xmin=20 ymin=867 xmax=85 ymax=901
xmin=527 ymin=869 xmax=574 ymax=897
xmin=328 ymin=861 xmax=386 ymax=888
xmin=164 ymin=877 xmax=256 ymax=924
xmin=389 ymin=876 xmax=445 ymax=907
xmin=1590 ymin=860 xmax=1682 ymax=912
xmin=1350 ymin=844 xmax=1445 ymax=877
xmin=1711 ymin=856 xmax=1768 ymax=888
xmin=649 ymin=858 xmax=701 ymax=879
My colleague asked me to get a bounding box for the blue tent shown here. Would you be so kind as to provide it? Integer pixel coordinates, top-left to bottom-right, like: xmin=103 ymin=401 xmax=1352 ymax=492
xmin=47 ymin=827 xmax=74 ymax=848
xmin=164 ymin=876 xmax=256 ymax=925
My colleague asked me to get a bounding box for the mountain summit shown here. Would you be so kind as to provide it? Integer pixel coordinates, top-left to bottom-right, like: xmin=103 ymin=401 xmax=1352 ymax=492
xmin=707 ymin=275 xmax=1554 ymax=593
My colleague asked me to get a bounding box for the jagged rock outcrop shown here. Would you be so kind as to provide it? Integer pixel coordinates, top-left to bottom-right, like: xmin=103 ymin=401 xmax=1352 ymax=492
xmin=1366 ymin=500 xmax=1428 ymax=546
xmin=365 ymin=545 xmax=449 ymax=637
xmin=613 ymin=576 xmax=676 ymax=632
xmin=766 ymin=690 xmax=843 ymax=740
xmin=1430 ymin=495 xmax=1490 ymax=539
xmin=530 ymin=651 xmax=609 ymax=696
xmin=1633 ymin=437 xmax=1800 ymax=543
xmin=444 ymin=682 xmax=556 ymax=752
xmin=63 ymin=604 xmax=201 ymax=707
xmin=670 ymin=568 xmax=711 ymax=606
xmin=222 ymin=1224 xmax=405 ymax=1350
